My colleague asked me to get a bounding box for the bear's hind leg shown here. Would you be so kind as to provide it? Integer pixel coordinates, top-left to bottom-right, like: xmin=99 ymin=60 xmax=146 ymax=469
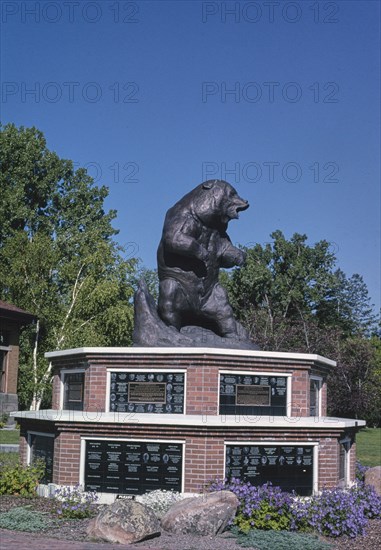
xmin=158 ymin=278 xmax=188 ymax=330
xmin=201 ymin=283 xmax=239 ymax=338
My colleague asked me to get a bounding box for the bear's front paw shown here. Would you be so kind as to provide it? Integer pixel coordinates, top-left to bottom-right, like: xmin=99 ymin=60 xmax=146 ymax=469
xmin=199 ymin=247 xmax=210 ymax=263
xmin=235 ymin=249 xmax=246 ymax=266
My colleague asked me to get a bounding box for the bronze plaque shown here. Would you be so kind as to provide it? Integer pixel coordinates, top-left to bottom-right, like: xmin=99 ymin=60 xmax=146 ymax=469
xmin=128 ymin=382 xmax=166 ymax=404
xmin=236 ymin=385 xmax=270 ymax=406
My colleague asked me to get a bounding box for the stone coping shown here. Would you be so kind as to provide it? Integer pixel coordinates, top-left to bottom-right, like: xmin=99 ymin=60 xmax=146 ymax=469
xmin=10 ymin=409 xmax=364 ymax=429
xmin=0 ymin=444 xmax=19 ymax=453
xmin=44 ymin=346 xmax=336 ymax=367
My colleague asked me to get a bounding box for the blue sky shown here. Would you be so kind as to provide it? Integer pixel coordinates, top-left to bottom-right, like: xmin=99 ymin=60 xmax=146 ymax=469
xmin=1 ymin=0 xmax=380 ymax=312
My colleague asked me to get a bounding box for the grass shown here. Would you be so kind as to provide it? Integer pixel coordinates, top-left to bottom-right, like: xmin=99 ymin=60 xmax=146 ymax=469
xmin=0 ymin=429 xmax=20 ymax=445
xmin=0 ymin=452 xmax=19 ymax=467
xmin=356 ymin=427 xmax=381 ymax=467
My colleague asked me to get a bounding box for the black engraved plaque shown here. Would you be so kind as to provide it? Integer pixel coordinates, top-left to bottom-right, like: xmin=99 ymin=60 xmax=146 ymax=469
xmin=84 ymin=440 xmax=183 ymax=495
xmin=109 ymin=372 xmax=185 ymax=414
xmin=220 ymin=373 xmax=287 ymax=416
xmin=225 ymin=444 xmax=313 ymax=496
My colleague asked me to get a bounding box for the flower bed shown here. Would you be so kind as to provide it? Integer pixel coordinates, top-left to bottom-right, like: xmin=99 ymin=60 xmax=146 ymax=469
xmin=208 ymin=477 xmax=381 ymax=538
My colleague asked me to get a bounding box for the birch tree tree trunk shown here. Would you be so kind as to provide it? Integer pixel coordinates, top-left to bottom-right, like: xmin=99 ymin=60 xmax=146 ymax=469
xmin=29 ymin=319 xmax=40 ymax=411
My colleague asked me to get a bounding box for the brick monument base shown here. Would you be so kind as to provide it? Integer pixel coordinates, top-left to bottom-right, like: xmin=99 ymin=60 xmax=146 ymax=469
xmin=13 ymin=347 xmax=364 ymax=500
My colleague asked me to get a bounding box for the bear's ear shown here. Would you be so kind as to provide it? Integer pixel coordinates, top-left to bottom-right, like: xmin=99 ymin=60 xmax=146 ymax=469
xmin=202 ymin=180 xmax=218 ymax=189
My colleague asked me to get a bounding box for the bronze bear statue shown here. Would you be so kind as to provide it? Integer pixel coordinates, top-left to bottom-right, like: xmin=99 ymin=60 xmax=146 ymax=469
xmin=133 ymin=180 xmax=258 ymax=349
xmin=157 ymin=180 xmax=252 ymax=342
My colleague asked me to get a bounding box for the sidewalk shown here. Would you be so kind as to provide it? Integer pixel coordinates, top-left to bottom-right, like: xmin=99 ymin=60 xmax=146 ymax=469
xmin=0 ymin=530 xmax=161 ymax=550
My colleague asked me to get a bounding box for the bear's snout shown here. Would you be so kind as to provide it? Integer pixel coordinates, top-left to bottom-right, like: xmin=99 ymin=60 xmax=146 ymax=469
xmin=228 ymin=195 xmax=249 ymax=219
xmin=235 ymin=198 xmax=249 ymax=212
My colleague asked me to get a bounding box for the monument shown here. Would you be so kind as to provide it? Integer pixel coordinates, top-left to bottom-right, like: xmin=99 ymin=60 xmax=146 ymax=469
xmin=133 ymin=180 xmax=258 ymax=349
xmin=12 ymin=180 xmax=365 ymax=500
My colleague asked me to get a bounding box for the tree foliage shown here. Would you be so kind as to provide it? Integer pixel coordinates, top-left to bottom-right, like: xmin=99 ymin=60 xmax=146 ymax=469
xmin=2 ymin=124 xmax=379 ymax=425
xmin=221 ymin=230 xmax=380 ymax=425
xmin=0 ymin=123 xmax=137 ymax=409
xmin=327 ymin=337 xmax=381 ymax=426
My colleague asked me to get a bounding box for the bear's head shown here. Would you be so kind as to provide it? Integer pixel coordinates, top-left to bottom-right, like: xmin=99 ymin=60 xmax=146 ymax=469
xmin=192 ymin=180 xmax=249 ymax=227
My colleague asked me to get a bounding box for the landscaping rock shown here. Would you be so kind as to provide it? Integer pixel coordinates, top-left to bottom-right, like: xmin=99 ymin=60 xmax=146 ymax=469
xmin=160 ymin=490 xmax=239 ymax=535
xmin=86 ymin=499 xmax=161 ymax=544
xmin=365 ymin=466 xmax=381 ymax=496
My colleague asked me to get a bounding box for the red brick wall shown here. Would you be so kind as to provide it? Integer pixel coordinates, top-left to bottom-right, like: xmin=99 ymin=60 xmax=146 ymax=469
xmin=18 ymin=419 xmax=356 ymax=493
xmin=18 ymin=431 xmax=28 ymax=464
xmin=318 ymin=437 xmax=340 ymax=489
xmin=50 ymin=352 xmax=332 ymax=419
xmin=34 ymin=351 xmax=349 ymax=494
xmin=184 ymin=436 xmax=225 ymax=492
xmin=186 ymin=363 xmax=219 ymax=415
xmin=291 ymin=370 xmax=309 ymax=417
xmin=85 ymin=364 xmax=107 ymax=412
xmin=54 ymin=431 xmax=82 ymax=485
xmin=3 ymin=322 xmax=20 ymax=394
xmin=51 ymin=372 xmax=61 ymax=409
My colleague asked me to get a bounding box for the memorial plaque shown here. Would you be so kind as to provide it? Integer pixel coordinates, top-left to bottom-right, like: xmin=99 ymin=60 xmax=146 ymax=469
xmin=110 ymin=372 xmax=185 ymax=414
xmin=236 ymin=385 xmax=270 ymax=406
xmin=84 ymin=440 xmax=183 ymax=494
xmin=220 ymin=373 xmax=287 ymax=416
xmin=128 ymin=382 xmax=166 ymax=403
xmin=225 ymin=444 xmax=313 ymax=496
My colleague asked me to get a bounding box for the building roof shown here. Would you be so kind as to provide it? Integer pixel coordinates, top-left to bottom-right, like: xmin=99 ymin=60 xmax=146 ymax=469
xmin=0 ymin=301 xmax=37 ymax=324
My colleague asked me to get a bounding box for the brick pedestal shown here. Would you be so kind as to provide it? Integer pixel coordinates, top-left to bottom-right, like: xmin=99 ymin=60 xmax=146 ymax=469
xmin=13 ymin=347 xmax=365 ymax=499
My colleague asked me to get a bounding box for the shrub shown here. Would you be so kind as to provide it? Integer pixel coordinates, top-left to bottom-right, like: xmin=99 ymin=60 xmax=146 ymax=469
xmin=0 ymin=413 xmax=9 ymax=428
xmin=231 ymin=526 xmax=332 ymax=549
xmin=0 ymin=459 xmax=45 ymax=496
xmin=292 ymin=483 xmax=381 ymax=538
xmin=351 ymin=481 xmax=381 ymax=519
xmin=356 ymin=461 xmax=369 ymax=481
xmin=0 ymin=452 xmax=19 ymax=469
xmin=0 ymin=506 xmax=52 ymax=531
xmin=53 ymin=484 xmax=98 ymax=519
xmin=136 ymin=489 xmax=184 ymax=518
xmin=209 ymin=478 xmax=381 ymax=538
xmin=209 ymin=478 xmax=294 ymax=533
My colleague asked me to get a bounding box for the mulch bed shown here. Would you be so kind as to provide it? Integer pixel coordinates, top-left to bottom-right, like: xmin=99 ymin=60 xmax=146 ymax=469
xmin=0 ymin=495 xmax=380 ymax=549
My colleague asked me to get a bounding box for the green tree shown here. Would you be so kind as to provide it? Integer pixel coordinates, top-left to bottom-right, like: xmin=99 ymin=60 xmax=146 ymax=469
xmin=221 ymin=231 xmax=380 ymax=425
xmin=0 ymin=123 xmax=137 ymax=409
xmin=315 ymin=269 xmax=377 ymax=336
xmin=223 ymin=230 xmax=337 ymax=352
xmin=327 ymin=336 xmax=381 ymax=426
xmin=223 ymin=231 xmax=377 ymax=352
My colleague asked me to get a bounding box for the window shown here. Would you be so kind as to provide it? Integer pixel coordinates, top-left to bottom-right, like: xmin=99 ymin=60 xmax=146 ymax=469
xmin=0 ymin=332 xmax=10 ymax=393
xmin=0 ymin=330 xmax=9 ymax=346
xmin=0 ymin=350 xmax=7 ymax=392
xmin=29 ymin=433 xmax=54 ymax=484
xmin=63 ymin=372 xmax=84 ymax=410
xmin=309 ymin=377 xmax=322 ymax=416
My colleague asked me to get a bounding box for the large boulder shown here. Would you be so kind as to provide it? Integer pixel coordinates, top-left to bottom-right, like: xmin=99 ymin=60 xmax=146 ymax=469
xmin=365 ymin=466 xmax=381 ymax=496
xmin=87 ymin=499 xmax=161 ymax=544
xmin=160 ymin=490 xmax=239 ymax=535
